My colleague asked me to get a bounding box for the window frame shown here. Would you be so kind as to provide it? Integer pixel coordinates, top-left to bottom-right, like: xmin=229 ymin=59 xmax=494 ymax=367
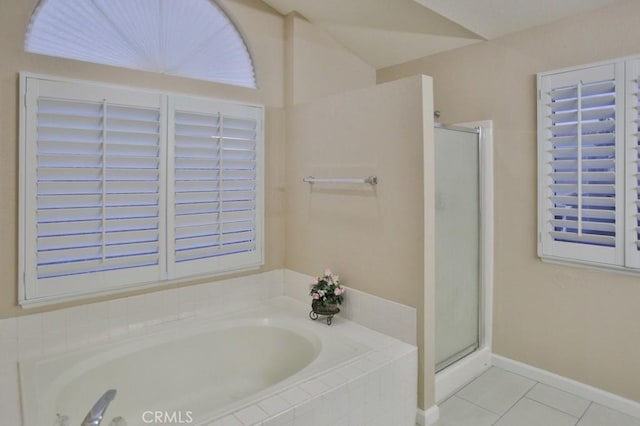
xmin=18 ymin=73 xmax=264 ymax=307
xmin=537 ymin=55 xmax=640 ymax=274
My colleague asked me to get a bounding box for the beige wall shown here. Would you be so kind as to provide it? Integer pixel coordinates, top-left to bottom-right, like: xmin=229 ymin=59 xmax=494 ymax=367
xmin=283 ymin=13 xmax=376 ymax=106
xmin=379 ymin=0 xmax=640 ymax=403
xmin=282 ymin=15 xmax=437 ymax=409
xmin=284 ymin=75 xmax=435 ymax=408
xmin=0 ymin=0 xmax=286 ymax=318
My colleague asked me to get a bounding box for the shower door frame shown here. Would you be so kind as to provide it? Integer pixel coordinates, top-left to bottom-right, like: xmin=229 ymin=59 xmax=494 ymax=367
xmin=433 ymin=120 xmax=494 ymax=403
xmin=434 ymin=123 xmax=482 ymax=373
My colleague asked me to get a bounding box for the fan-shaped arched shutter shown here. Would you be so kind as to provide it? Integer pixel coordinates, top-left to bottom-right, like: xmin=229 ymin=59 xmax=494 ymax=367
xmin=25 ymin=0 xmax=256 ymax=88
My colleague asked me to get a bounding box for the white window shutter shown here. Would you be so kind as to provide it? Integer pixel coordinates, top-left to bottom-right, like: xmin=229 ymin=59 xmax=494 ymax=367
xmin=25 ymin=0 xmax=256 ymax=88
xmin=20 ymin=75 xmax=264 ymax=305
xmin=625 ymin=59 xmax=640 ymax=268
xmin=167 ymin=96 xmax=264 ymax=278
xmin=23 ymin=77 xmax=165 ymax=300
xmin=538 ymin=63 xmax=624 ymax=266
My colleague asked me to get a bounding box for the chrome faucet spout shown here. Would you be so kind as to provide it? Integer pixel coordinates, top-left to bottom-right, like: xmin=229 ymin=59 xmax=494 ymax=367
xmin=81 ymin=389 xmax=117 ymax=426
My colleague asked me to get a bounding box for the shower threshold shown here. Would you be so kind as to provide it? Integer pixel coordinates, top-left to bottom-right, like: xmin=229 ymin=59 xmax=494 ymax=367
xmin=436 ymin=342 xmax=479 ymax=373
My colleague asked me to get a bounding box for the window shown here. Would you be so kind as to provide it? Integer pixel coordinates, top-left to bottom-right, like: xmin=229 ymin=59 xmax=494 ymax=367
xmin=19 ymin=74 xmax=264 ymax=305
xmin=537 ymin=56 xmax=640 ymax=271
xmin=24 ymin=0 xmax=256 ymax=88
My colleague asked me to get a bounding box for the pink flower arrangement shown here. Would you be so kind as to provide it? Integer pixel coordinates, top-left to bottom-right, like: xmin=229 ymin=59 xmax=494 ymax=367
xmin=309 ymin=268 xmax=345 ymax=309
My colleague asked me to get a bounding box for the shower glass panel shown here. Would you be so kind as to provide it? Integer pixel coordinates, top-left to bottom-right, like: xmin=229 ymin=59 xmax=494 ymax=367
xmin=434 ymin=126 xmax=480 ymax=372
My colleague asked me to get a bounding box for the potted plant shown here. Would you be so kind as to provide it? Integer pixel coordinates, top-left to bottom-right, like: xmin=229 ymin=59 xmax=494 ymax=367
xmin=309 ymin=268 xmax=345 ymax=325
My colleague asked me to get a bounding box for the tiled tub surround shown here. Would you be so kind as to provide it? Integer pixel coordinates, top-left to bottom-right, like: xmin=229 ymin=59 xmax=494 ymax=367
xmin=283 ymin=270 xmax=418 ymax=346
xmin=0 ymin=270 xmax=418 ymax=425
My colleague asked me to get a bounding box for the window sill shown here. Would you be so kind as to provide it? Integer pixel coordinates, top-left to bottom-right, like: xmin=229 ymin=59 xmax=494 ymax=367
xmin=540 ymin=256 xmax=640 ymax=278
xmin=19 ymin=263 xmax=263 ymax=309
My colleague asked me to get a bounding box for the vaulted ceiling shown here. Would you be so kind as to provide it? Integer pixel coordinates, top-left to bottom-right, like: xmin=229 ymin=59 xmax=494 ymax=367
xmin=260 ymin=0 xmax=627 ymax=69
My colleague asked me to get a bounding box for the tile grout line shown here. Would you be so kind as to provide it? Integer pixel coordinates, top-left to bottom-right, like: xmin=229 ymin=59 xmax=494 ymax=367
xmin=525 ymin=387 xmax=589 ymax=418
xmin=449 ymin=367 xmax=511 ymax=417
xmin=575 ymin=401 xmax=595 ymax=425
xmin=478 ymin=366 xmax=588 ymax=425
xmin=520 ymin=396 xmax=581 ymax=425
xmin=489 ymin=379 xmax=538 ymax=425
xmin=453 ymin=393 xmax=504 ymax=417
xmin=442 ymin=366 xmax=640 ymax=426
xmin=490 ymin=384 xmax=591 ymax=426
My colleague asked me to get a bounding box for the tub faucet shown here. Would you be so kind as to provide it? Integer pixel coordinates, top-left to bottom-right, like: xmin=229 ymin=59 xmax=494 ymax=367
xmin=81 ymin=389 xmax=117 ymax=426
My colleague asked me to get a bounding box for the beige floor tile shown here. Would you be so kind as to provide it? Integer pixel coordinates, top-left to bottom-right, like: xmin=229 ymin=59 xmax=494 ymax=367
xmin=577 ymin=403 xmax=640 ymax=426
xmin=435 ymin=396 xmax=499 ymax=426
xmin=526 ymin=383 xmax=590 ymax=417
xmin=456 ymin=367 xmax=536 ymax=415
xmin=495 ymin=398 xmax=577 ymax=426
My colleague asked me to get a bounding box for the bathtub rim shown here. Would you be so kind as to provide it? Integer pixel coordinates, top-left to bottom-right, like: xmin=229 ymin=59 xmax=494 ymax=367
xmin=19 ymin=297 xmax=373 ymax=426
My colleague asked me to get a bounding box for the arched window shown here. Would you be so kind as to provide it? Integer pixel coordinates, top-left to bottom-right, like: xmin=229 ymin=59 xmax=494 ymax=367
xmin=25 ymin=0 xmax=256 ymax=88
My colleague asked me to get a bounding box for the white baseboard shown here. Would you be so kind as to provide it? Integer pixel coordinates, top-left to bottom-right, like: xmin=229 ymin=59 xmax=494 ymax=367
xmin=416 ymin=405 xmax=439 ymax=426
xmin=435 ymin=346 xmax=492 ymax=403
xmin=492 ymin=354 xmax=640 ymax=419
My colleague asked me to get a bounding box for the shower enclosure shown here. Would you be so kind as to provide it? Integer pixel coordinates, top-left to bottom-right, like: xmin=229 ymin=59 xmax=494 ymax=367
xmin=434 ymin=125 xmax=481 ymax=373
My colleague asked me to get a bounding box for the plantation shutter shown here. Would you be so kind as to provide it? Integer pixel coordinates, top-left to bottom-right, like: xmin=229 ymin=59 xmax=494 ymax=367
xmin=537 ymin=63 xmax=624 ymax=266
xmin=625 ymin=59 xmax=640 ymax=268
xmin=20 ymin=75 xmax=265 ymax=305
xmin=23 ymin=78 xmax=164 ymax=299
xmin=168 ymin=96 xmax=263 ymax=278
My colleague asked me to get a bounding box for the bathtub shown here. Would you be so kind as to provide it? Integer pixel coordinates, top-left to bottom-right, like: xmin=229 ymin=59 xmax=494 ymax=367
xmin=19 ymin=296 xmax=417 ymax=426
xmin=19 ymin=298 xmax=377 ymax=425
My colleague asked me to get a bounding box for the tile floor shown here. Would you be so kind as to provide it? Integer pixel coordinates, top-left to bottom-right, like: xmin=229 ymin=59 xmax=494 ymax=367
xmin=433 ymin=367 xmax=640 ymax=426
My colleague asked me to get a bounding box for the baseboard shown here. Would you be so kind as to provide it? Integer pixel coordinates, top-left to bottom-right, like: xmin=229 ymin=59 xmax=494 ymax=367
xmin=415 ymin=405 xmax=439 ymax=426
xmin=492 ymin=354 xmax=640 ymax=419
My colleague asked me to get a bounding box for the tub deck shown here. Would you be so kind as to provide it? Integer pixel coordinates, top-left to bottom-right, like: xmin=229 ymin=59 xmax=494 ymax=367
xmin=20 ymin=297 xmax=417 ymax=426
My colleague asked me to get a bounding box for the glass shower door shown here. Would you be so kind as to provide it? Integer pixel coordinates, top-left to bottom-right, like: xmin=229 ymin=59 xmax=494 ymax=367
xmin=434 ymin=126 xmax=480 ymax=372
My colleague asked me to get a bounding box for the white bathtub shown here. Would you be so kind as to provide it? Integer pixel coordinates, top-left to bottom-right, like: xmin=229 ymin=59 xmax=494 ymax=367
xmin=19 ymin=298 xmax=372 ymax=426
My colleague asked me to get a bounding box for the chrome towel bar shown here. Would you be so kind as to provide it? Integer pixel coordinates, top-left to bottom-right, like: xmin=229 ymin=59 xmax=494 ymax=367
xmin=303 ymin=176 xmax=378 ymax=185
